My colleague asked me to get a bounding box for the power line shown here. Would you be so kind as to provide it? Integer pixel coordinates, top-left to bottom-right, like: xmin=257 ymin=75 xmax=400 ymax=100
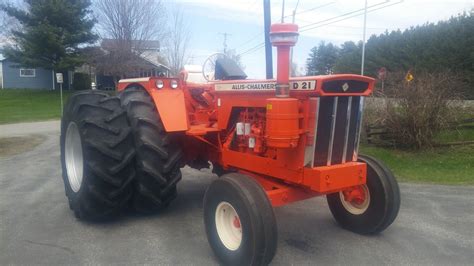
xmin=300 ymin=0 xmax=391 ymax=30
xmin=240 ymin=42 xmax=265 ymax=57
xmin=238 ymin=0 xmax=404 ymax=57
xmin=235 ymin=31 xmax=263 ymax=49
xmin=284 ymin=1 xmax=335 ymax=18
xmin=300 ymin=0 xmax=404 ymax=33
xmin=237 ymin=1 xmax=332 ymax=54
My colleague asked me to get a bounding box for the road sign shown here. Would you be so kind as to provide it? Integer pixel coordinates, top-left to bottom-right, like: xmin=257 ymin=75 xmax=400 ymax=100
xmin=56 ymin=73 xmax=64 ymax=116
xmin=377 ymin=67 xmax=387 ymax=80
xmin=56 ymin=73 xmax=64 ymax=84
xmin=405 ymin=71 xmax=414 ymax=82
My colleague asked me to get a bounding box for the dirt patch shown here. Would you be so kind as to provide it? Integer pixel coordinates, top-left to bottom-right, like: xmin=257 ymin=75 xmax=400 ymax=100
xmin=0 ymin=135 xmax=46 ymax=157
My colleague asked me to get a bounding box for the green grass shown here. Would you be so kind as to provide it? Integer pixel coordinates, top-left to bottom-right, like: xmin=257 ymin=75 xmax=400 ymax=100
xmin=434 ymin=124 xmax=474 ymax=143
xmin=360 ymin=144 xmax=474 ymax=185
xmin=0 ymin=89 xmax=71 ymax=124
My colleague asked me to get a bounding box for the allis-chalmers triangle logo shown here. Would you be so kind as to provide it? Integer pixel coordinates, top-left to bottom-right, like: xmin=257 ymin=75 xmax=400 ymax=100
xmin=342 ymin=82 xmax=349 ymax=92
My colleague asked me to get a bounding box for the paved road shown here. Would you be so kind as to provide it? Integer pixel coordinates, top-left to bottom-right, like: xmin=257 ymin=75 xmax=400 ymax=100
xmin=1 ymin=122 xmax=473 ymax=265
xmin=0 ymin=120 xmax=60 ymax=137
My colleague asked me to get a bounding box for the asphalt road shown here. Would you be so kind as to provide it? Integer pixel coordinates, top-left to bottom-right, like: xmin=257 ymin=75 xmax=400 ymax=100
xmin=1 ymin=122 xmax=473 ymax=265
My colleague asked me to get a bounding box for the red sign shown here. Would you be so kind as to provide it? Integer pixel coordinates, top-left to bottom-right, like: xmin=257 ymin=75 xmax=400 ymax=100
xmin=378 ymin=67 xmax=387 ymax=80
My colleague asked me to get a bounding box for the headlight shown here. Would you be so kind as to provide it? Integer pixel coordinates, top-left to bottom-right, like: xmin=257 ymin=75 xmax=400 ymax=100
xmin=170 ymin=80 xmax=178 ymax=89
xmin=156 ymin=80 xmax=164 ymax=89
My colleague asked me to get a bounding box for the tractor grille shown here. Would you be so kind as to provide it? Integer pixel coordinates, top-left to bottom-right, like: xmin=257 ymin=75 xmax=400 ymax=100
xmin=312 ymin=96 xmax=363 ymax=167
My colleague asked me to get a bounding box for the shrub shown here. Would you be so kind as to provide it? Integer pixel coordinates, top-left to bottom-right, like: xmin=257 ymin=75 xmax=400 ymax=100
xmin=374 ymin=71 xmax=462 ymax=149
xmin=73 ymin=73 xmax=91 ymax=90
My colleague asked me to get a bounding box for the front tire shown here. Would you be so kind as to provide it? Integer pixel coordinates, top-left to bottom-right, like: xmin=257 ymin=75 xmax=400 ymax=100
xmin=326 ymin=155 xmax=400 ymax=234
xmin=203 ymin=173 xmax=277 ymax=266
xmin=60 ymin=91 xmax=135 ymax=220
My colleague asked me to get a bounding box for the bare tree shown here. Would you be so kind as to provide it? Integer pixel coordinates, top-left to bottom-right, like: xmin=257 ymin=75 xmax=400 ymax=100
xmin=165 ymin=6 xmax=190 ymax=76
xmin=93 ymin=0 xmax=167 ymax=81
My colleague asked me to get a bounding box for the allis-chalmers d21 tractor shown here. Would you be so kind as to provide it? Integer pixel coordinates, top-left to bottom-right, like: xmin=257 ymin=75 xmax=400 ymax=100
xmin=61 ymin=23 xmax=400 ymax=265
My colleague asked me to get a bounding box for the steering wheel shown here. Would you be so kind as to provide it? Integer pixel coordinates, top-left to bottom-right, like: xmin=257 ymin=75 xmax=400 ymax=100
xmin=202 ymin=53 xmax=228 ymax=81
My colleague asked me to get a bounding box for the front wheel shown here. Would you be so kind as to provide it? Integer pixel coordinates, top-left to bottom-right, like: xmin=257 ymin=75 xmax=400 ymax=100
xmin=327 ymin=155 xmax=400 ymax=234
xmin=203 ymin=173 xmax=277 ymax=265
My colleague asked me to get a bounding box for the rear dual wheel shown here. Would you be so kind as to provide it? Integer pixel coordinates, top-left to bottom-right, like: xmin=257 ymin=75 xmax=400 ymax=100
xmin=60 ymin=91 xmax=135 ymax=220
xmin=327 ymin=155 xmax=400 ymax=234
xmin=204 ymin=173 xmax=277 ymax=266
xmin=120 ymin=87 xmax=183 ymax=213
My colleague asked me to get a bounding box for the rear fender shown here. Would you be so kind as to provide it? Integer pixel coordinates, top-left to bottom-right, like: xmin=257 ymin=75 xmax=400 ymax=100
xmin=149 ymin=88 xmax=189 ymax=132
xmin=121 ymin=83 xmax=189 ymax=132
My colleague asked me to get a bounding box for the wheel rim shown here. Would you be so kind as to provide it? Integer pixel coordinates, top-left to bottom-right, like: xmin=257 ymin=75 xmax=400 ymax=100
xmin=215 ymin=201 xmax=242 ymax=251
xmin=339 ymin=184 xmax=370 ymax=215
xmin=65 ymin=122 xmax=84 ymax=193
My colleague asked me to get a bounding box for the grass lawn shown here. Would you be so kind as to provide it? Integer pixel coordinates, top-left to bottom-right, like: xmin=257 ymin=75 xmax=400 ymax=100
xmin=434 ymin=124 xmax=474 ymax=143
xmin=360 ymin=119 xmax=474 ymax=185
xmin=361 ymin=128 xmax=474 ymax=185
xmin=0 ymin=89 xmax=72 ymax=124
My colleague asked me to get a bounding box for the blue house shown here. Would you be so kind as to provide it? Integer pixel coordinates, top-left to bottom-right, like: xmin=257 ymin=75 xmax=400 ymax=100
xmin=0 ymin=53 xmax=70 ymax=90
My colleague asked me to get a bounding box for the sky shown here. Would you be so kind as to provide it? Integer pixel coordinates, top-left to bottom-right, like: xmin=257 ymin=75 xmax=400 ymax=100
xmin=175 ymin=0 xmax=473 ymax=78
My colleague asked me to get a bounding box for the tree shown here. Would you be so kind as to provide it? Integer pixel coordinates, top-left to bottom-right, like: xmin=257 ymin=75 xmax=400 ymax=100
xmin=0 ymin=0 xmax=10 ymax=38
xmin=306 ymin=41 xmax=339 ymax=75
xmin=306 ymin=12 xmax=474 ymax=98
xmin=165 ymin=6 xmax=190 ymax=76
xmin=94 ymin=0 xmax=167 ymax=80
xmin=0 ymin=0 xmax=97 ymax=71
xmin=334 ymin=41 xmax=361 ymax=74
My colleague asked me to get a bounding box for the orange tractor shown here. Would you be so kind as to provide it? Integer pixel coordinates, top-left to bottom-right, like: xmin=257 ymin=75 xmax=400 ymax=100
xmin=60 ymin=23 xmax=400 ymax=265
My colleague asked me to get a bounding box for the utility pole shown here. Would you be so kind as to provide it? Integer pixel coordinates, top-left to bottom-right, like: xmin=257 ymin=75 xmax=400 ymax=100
xmin=281 ymin=0 xmax=286 ymax=22
xmin=361 ymin=0 xmax=368 ymax=75
xmin=289 ymin=0 xmax=300 ymax=76
xmin=219 ymin=32 xmax=231 ymax=54
xmin=263 ymin=0 xmax=273 ymax=79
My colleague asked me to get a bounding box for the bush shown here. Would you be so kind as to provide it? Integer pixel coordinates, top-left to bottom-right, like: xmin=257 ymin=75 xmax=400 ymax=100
xmin=73 ymin=73 xmax=91 ymax=90
xmin=374 ymin=71 xmax=462 ymax=149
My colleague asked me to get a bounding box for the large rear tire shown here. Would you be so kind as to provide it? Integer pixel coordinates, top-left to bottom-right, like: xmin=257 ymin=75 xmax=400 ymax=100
xmin=326 ymin=154 xmax=400 ymax=234
xmin=203 ymin=173 xmax=277 ymax=265
xmin=60 ymin=91 xmax=135 ymax=220
xmin=120 ymin=87 xmax=183 ymax=213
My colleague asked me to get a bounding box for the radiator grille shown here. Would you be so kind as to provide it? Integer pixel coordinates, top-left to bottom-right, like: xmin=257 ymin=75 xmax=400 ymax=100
xmin=313 ymin=96 xmax=363 ymax=167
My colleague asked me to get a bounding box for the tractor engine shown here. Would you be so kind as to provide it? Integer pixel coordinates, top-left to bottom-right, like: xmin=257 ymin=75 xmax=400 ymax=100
xmin=233 ymin=108 xmax=266 ymax=154
xmin=231 ymin=98 xmax=301 ymax=155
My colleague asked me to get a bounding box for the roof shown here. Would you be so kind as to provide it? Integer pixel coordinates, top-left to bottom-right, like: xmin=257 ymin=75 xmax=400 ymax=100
xmin=140 ymin=50 xmax=169 ymax=70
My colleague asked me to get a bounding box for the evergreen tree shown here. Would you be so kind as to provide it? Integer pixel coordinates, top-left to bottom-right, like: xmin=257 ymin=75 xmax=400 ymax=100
xmin=1 ymin=0 xmax=97 ymax=71
xmin=334 ymin=41 xmax=361 ymax=74
xmin=306 ymin=41 xmax=339 ymax=75
xmin=306 ymin=12 xmax=473 ymax=97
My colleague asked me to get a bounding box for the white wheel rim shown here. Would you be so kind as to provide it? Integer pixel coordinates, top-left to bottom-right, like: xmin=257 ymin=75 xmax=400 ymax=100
xmin=215 ymin=201 xmax=242 ymax=251
xmin=65 ymin=122 xmax=84 ymax=193
xmin=339 ymin=185 xmax=371 ymax=215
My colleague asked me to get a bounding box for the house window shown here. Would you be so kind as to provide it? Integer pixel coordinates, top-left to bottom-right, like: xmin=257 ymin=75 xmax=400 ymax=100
xmin=20 ymin=68 xmax=36 ymax=77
